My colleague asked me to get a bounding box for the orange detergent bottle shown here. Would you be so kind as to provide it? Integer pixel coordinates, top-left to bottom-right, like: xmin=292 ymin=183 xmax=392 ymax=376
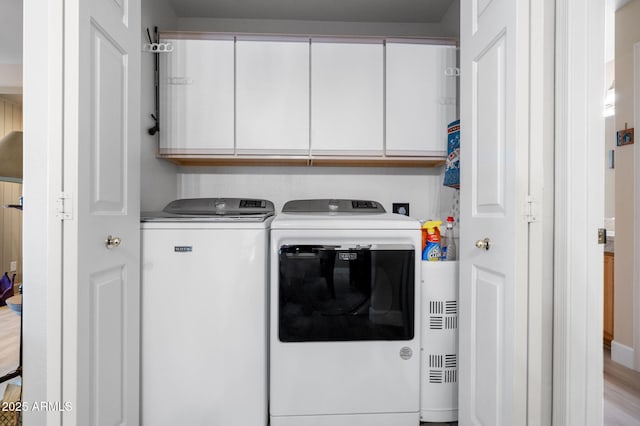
xmin=422 ymin=221 xmax=442 ymax=261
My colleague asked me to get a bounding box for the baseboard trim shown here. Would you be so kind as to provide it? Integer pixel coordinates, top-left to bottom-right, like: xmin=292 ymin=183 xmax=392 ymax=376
xmin=611 ymin=340 xmax=635 ymax=369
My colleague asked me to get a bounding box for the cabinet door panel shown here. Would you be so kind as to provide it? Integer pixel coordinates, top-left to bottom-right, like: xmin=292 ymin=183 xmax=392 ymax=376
xmin=236 ymin=40 xmax=310 ymax=154
xmin=386 ymin=43 xmax=457 ymax=156
xmin=159 ymin=38 xmax=234 ymax=154
xmin=311 ymin=42 xmax=383 ymax=155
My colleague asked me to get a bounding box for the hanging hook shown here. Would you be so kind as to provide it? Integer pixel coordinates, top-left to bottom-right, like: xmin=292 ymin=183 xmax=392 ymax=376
xmin=148 ymin=114 xmax=159 ymax=135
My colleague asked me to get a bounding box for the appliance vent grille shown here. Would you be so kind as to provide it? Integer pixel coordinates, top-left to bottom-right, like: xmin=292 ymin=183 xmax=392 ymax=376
xmin=444 ymin=370 xmax=457 ymax=383
xmin=445 ymin=316 xmax=458 ymax=329
xmin=429 ymin=316 xmax=443 ymax=329
xmin=430 ymin=301 xmax=444 ymax=314
xmin=429 ymin=370 xmax=443 ymax=383
xmin=428 ymin=299 xmax=458 ymax=330
xmin=429 ymin=354 xmax=443 ymax=368
xmin=445 ymin=354 xmax=457 ymax=368
xmin=428 ymin=369 xmax=458 ymax=384
xmin=429 ymin=316 xmax=458 ymax=330
xmin=428 ymin=353 xmax=458 ymax=384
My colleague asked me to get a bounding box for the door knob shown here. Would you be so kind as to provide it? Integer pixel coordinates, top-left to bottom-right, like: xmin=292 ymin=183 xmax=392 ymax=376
xmin=475 ymin=238 xmax=491 ymax=251
xmin=105 ymin=235 xmax=122 ymax=249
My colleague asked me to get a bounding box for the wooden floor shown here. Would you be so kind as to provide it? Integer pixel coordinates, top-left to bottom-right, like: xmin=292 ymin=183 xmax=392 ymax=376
xmin=0 ymin=306 xmax=19 ymax=375
xmin=0 ymin=305 xmax=20 ymax=400
xmin=604 ymin=346 xmax=640 ymax=425
xmin=0 ymin=310 xmax=637 ymax=425
xmin=420 ymin=347 xmax=640 ymax=426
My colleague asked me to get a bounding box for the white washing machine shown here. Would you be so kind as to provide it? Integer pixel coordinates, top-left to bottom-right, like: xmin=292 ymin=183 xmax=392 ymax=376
xmin=270 ymin=199 xmax=422 ymax=426
xmin=140 ymin=198 xmax=273 ymax=426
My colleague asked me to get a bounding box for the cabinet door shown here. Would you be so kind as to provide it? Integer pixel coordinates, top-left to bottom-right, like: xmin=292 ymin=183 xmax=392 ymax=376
xmin=159 ymin=38 xmax=234 ymax=154
xmin=311 ymin=41 xmax=384 ymax=155
xmin=386 ymin=43 xmax=457 ymax=156
xmin=236 ymin=39 xmax=310 ymax=154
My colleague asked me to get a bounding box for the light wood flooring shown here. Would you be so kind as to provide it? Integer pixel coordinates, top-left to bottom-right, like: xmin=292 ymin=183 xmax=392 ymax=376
xmin=604 ymin=346 xmax=640 ymax=425
xmin=0 ymin=306 xmax=19 ymax=374
xmin=0 ymin=308 xmax=637 ymax=425
xmin=421 ymin=346 xmax=640 ymax=426
xmin=0 ymin=305 xmax=20 ymax=399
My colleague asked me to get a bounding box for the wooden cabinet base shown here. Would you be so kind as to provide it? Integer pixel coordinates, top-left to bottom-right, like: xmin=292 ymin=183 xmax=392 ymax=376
xmin=604 ymin=252 xmax=614 ymax=347
xmin=160 ymin=155 xmax=446 ymax=168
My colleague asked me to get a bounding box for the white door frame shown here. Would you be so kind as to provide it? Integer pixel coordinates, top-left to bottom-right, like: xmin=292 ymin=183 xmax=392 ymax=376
xmin=634 ymin=42 xmax=640 ymax=372
xmin=553 ymin=0 xmax=605 ymax=425
xmin=21 ymin=0 xmax=605 ymax=424
xmin=22 ymin=0 xmax=64 ymax=425
xmin=527 ymin=0 xmax=556 ymax=424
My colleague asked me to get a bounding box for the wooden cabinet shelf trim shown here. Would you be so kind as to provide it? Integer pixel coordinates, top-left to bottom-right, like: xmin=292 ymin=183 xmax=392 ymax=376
xmin=160 ymin=154 xmax=446 ymax=168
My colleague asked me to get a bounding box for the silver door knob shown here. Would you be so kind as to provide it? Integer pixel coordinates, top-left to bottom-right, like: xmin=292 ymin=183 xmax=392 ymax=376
xmin=105 ymin=235 xmax=122 ymax=249
xmin=475 ymin=238 xmax=491 ymax=251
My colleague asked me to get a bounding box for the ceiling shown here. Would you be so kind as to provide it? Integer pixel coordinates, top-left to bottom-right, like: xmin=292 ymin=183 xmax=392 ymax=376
xmin=168 ymin=0 xmax=455 ymax=23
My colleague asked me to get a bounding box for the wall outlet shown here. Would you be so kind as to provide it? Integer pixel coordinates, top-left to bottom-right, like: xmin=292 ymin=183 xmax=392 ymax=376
xmin=392 ymin=203 xmax=410 ymax=216
xmin=9 ymin=261 xmax=17 ymax=272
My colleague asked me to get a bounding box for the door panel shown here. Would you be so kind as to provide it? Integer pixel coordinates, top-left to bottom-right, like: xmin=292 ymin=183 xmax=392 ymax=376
xmin=473 ymin=34 xmax=506 ymax=214
xmin=90 ymin=24 xmax=126 ymax=213
xmin=470 ymin=266 xmax=503 ymax=425
xmin=476 ymin=0 xmax=495 ymax=22
xmin=90 ymin=266 xmax=126 ymax=424
xmin=63 ymin=0 xmax=140 ymax=424
xmin=460 ymin=0 xmax=529 ymax=424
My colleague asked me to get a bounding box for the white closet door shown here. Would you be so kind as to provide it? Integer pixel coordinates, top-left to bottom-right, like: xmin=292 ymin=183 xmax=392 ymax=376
xmin=159 ymin=38 xmax=234 ymax=155
xmin=311 ymin=41 xmax=383 ymax=155
xmin=61 ymin=0 xmax=141 ymax=424
xmin=386 ymin=43 xmax=457 ymax=156
xmin=236 ymin=39 xmax=309 ymax=154
xmin=459 ymin=0 xmax=533 ymax=424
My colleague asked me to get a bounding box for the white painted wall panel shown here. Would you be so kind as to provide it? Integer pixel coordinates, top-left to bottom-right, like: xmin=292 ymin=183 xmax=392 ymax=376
xmin=140 ymin=0 xmax=179 ymax=212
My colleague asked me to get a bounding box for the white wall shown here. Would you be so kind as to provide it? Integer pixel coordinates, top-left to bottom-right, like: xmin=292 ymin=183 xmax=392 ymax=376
xmin=178 ymin=166 xmax=458 ymax=221
xmin=439 ymin=0 xmax=460 ymax=38
xmin=614 ymin=0 xmax=639 ymax=354
xmin=605 ymin=114 xmax=616 ymax=220
xmin=140 ymin=0 xmax=179 ymax=211
xmin=22 ymin=1 xmax=61 ymax=422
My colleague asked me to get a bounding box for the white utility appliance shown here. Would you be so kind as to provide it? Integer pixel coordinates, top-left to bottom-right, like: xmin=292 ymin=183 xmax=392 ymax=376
xmin=421 ymin=261 xmax=459 ymax=422
xmin=140 ymin=198 xmax=274 ymax=426
xmin=270 ymin=199 xmax=422 ymax=426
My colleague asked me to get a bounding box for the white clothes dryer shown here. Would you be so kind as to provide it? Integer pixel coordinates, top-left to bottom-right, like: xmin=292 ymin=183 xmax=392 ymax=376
xmin=269 ymin=199 xmax=422 ymax=426
xmin=140 ymin=198 xmax=273 ymax=426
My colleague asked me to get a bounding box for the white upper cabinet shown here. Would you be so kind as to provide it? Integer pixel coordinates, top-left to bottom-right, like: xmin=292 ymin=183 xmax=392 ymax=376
xmin=156 ymin=34 xmax=454 ymax=165
xmin=236 ymin=39 xmax=310 ymax=154
xmin=311 ymin=41 xmax=384 ymax=155
xmin=386 ymin=43 xmax=457 ymax=156
xmin=159 ymin=38 xmax=234 ymax=154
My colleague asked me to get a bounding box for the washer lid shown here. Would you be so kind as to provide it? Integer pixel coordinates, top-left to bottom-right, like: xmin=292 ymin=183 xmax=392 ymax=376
xmin=282 ymin=199 xmax=386 ymax=214
xmin=141 ymin=198 xmax=274 ymax=222
xmin=274 ymin=199 xmax=419 ymax=230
